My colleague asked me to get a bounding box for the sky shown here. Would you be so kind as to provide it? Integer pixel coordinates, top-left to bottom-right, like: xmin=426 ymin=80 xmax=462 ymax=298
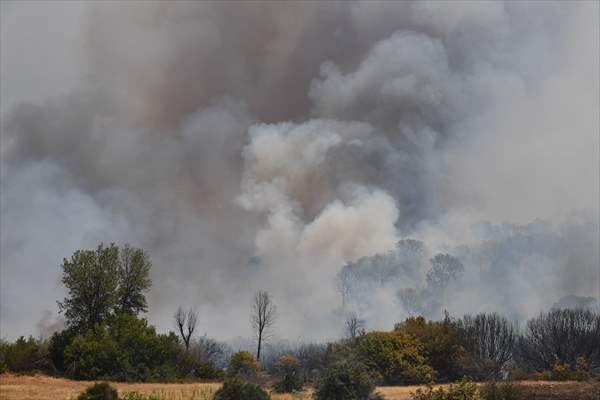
xmin=1 ymin=0 xmax=598 ymax=342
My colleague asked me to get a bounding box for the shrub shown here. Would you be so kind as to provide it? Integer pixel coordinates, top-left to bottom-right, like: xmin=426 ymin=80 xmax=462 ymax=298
xmin=64 ymin=315 xmax=181 ymax=381
xmin=273 ymin=355 xmax=302 ymax=393
xmin=411 ymin=379 xmax=481 ymax=400
xmin=354 ymin=331 xmax=434 ymax=385
xmin=228 ymin=351 xmax=260 ymax=380
xmin=48 ymin=327 xmax=78 ymax=373
xmin=0 ymin=336 xmax=49 ymax=373
xmin=213 ymin=380 xmax=270 ymax=400
xmin=314 ymin=361 xmax=381 ymax=400
xmin=76 ymin=382 xmax=119 ymax=400
xmin=480 ymin=381 xmax=521 ymax=400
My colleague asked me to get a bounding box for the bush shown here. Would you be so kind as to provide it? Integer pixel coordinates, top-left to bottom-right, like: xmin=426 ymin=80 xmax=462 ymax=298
xmin=228 ymin=351 xmax=260 ymax=380
xmin=411 ymin=379 xmax=481 ymax=400
xmin=314 ymin=361 xmax=381 ymax=400
xmin=354 ymin=331 xmax=434 ymax=385
xmin=480 ymin=381 xmax=521 ymax=400
xmin=64 ymin=314 xmax=181 ymax=381
xmin=273 ymin=355 xmax=302 ymax=393
xmin=76 ymin=382 xmax=118 ymax=400
xmin=0 ymin=336 xmax=49 ymax=373
xmin=214 ymin=380 xmax=270 ymax=400
xmin=48 ymin=328 xmax=78 ymax=373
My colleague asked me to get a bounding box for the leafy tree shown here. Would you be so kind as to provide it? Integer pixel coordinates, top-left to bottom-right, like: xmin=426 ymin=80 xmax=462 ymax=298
xmin=58 ymin=243 xmax=152 ymax=333
xmin=117 ymin=244 xmax=152 ymax=315
xmin=48 ymin=327 xmax=78 ymax=373
xmin=58 ymin=243 xmax=120 ymax=332
xmin=354 ymin=331 xmax=434 ymax=385
xmin=395 ymin=316 xmax=466 ymax=382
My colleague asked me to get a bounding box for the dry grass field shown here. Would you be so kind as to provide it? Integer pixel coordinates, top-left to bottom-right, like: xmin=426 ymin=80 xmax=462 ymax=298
xmin=1 ymin=373 xmax=599 ymax=400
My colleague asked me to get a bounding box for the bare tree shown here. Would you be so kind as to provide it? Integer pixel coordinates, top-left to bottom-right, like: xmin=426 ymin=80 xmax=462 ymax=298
xmin=251 ymin=291 xmax=277 ymax=361
xmin=458 ymin=313 xmax=517 ymax=379
xmin=174 ymin=306 xmax=198 ymax=350
xmin=344 ymin=312 xmax=366 ymax=339
xmin=515 ymin=308 xmax=600 ymax=372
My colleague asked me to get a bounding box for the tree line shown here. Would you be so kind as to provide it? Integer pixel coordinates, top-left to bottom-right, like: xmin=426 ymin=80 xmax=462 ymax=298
xmin=0 ymin=243 xmax=598 ymax=389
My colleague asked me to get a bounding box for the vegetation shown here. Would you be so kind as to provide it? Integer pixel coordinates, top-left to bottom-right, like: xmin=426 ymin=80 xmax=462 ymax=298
xmin=353 ymin=331 xmax=433 ymax=385
xmin=411 ymin=379 xmax=481 ymax=400
xmin=272 ymin=355 xmax=303 ymax=393
xmin=76 ymin=382 xmax=119 ymax=400
xmin=213 ymin=380 xmax=270 ymax=400
xmin=314 ymin=361 xmax=381 ymax=400
xmin=1 ymin=241 xmax=599 ymax=397
xmin=227 ymin=351 xmax=260 ymax=381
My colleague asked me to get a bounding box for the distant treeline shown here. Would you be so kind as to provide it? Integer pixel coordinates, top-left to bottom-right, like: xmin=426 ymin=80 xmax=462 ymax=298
xmin=1 ymin=243 xmax=599 ymax=386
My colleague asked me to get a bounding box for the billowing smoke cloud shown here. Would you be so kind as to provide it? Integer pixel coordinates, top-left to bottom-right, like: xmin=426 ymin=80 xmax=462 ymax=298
xmin=1 ymin=1 xmax=598 ymax=341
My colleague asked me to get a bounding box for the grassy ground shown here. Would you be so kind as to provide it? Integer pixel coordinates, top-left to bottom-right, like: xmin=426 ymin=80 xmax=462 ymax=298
xmin=1 ymin=373 xmax=599 ymax=400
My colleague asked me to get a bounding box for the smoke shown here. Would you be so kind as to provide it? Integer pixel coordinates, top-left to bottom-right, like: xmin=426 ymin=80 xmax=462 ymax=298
xmin=1 ymin=1 xmax=598 ymax=341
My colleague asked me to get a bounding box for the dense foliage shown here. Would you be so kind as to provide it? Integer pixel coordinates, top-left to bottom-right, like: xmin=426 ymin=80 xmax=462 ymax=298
xmin=314 ymin=361 xmax=381 ymax=400
xmin=395 ymin=316 xmax=465 ymax=382
xmin=227 ymin=351 xmax=260 ymax=381
xmin=213 ymin=380 xmax=270 ymax=400
xmin=353 ymin=331 xmax=433 ymax=385
xmin=272 ymin=355 xmax=303 ymax=393
xmin=76 ymin=382 xmax=119 ymax=400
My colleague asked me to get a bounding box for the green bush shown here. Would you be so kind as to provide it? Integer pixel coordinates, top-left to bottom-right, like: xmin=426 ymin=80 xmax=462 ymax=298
xmin=214 ymin=380 xmax=270 ymax=400
xmin=411 ymin=379 xmax=481 ymax=400
xmin=480 ymin=381 xmax=521 ymax=400
xmin=355 ymin=331 xmax=434 ymax=385
xmin=227 ymin=351 xmax=260 ymax=380
xmin=48 ymin=327 xmax=78 ymax=373
xmin=0 ymin=336 xmax=49 ymax=373
xmin=273 ymin=355 xmax=302 ymax=393
xmin=76 ymin=382 xmax=119 ymax=400
xmin=314 ymin=361 xmax=381 ymax=400
xmin=64 ymin=314 xmax=180 ymax=381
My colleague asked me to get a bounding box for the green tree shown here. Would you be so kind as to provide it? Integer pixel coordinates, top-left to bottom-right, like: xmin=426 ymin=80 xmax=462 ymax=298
xmin=395 ymin=316 xmax=466 ymax=382
xmin=117 ymin=244 xmax=152 ymax=315
xmin=58 ymin=243 xmax=120 ymax=332
xmin=58 ymin=243 xmax=152 ymax=332
xmin=354 ymin=331 xmax=433 ymax=385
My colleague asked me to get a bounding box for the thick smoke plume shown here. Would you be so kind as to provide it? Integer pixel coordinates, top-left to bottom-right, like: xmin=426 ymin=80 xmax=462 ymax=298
xmin=1 ymin=1 xmax=598 ymax=341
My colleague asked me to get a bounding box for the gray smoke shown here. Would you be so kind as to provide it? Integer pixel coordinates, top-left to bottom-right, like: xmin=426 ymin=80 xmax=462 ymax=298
xmin=1 ymin=1 xmax=598 ymax=341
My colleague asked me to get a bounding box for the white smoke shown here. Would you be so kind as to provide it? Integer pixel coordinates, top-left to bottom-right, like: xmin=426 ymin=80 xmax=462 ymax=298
xmin=1 ymin=1 xmax=598 ymax=341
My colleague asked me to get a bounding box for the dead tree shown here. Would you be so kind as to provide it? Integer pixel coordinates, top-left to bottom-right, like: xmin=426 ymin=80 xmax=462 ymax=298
xmin=345 ymin=312 xmax=366 ymax=339
xmin=251 ymin=291 xmax=277 ymax=361
xmin=174 ymin=306 xmax=198 ymax=351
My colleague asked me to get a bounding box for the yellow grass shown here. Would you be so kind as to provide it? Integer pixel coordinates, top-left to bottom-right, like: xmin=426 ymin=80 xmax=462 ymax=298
xmin=1 ymin=373 xmax=597 ymax=400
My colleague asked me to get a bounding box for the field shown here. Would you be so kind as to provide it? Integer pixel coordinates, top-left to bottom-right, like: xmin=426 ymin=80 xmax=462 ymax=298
xmin=1 ymin=374 xmax=600 ymax=400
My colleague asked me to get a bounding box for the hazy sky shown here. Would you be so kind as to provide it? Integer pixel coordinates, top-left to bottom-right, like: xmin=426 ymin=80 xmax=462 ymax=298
xmin=1 ymin=1 xmax=598 ymax=341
